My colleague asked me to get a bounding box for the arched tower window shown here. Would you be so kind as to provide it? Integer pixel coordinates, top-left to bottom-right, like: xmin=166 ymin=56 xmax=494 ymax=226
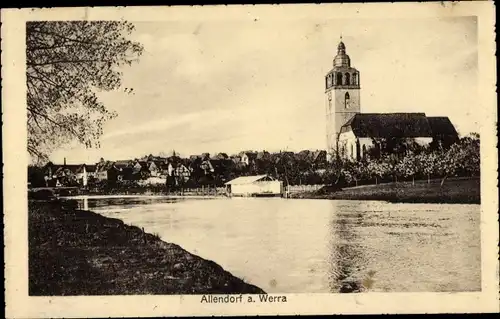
xmin=344 ymin=92 xmax=350 ymax=109
xmin=336 ymin=73 xmax=342 ymax=86
xmin=345 ymin=73 xmax=350 ymax=85
xmin=362 ymin=145 xmax=367 ymax=159
xmin=352 ymin=73 xmax=357 ymax=85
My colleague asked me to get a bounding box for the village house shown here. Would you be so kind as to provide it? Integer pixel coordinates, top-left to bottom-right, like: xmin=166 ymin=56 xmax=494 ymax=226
xmin=310 ymin=150 xmax=327 ymax=168
xmin=230 ymin=155 xmax=242 ymax=164
xmin=43 ymin=159 xmax=81 ymax=186
xmin=95 ymin=160 xmax=120 ymax=182
xmin=147 ymin=161 xmax=161 ymax=177
xmin=111 ymin=160 xmax=134 ymax=181
xmin=240 ymin=151 xmax=257 ymax=166
xmin=293 ymin=150 xmax=327 ymax=169
xmin=131 ymin=160 xmax=150 ymax=179
xmin=296 ymin=150 xmax=312 ymax=162
xmin=256 ymin=151 xmax=271 ymax=162
xmin=200 ymin=158 xmax=215 ymax=175
xmin=165 ymin=160 xmax=191 ymax=189
xmin=158 ymin=161 xmax=170 ymax=177
xmin=275 ymin=151 xmax=295 ymax=164
xmin=75 ymin=164 xmax=96 ymax=186
xmin=215 ymin=153 xmax=229 ymax=160
xmin=189 ymin=154 xmax=202 ymax=162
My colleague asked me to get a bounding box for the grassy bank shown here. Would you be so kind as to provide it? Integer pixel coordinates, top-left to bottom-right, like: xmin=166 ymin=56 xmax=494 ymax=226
xmin=29 ymin=200 xmax=265 ymax=295
xmin=291 ymin=177 xmax=480 ymax=204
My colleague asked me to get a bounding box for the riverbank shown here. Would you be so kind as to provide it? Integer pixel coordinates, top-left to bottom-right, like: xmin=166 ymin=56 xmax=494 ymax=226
xmin=60 ymin=194 xmax=226 ymax=200
xmin=290 ymin=177 xmax=480 ymax=204
xmin=29 ymin=200 xmax=265 ymax=295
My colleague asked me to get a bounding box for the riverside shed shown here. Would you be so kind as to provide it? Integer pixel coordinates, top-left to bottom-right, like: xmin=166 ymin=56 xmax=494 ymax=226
xmin=225 ymin=175 xmax=283 ymax=197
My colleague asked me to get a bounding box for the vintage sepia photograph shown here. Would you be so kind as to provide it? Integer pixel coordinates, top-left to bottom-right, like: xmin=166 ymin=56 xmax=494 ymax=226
xmin=3 ymin=2 xmax=498 ymax=317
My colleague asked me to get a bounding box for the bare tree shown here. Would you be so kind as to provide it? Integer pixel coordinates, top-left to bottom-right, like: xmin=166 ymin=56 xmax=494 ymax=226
xmin=26 ymin=21 xmax=144 ymax=162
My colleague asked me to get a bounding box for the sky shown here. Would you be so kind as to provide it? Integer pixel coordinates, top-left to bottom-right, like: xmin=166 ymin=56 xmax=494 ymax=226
xmin=51 ymin=16 xmax=478 ymax=164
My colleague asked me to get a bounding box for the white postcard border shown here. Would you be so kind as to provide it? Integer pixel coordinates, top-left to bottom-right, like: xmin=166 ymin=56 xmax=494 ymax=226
xmin=3 ymin=2 xmax=498 ymax=317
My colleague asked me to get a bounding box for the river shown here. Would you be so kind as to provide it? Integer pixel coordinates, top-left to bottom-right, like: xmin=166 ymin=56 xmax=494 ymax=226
xmin=74 ymin=196 xmax=481 ymax=293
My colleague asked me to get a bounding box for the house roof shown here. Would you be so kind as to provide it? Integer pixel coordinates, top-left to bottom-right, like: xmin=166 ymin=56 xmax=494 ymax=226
xmin=427 ymin=116 xmax=458 ymax=137
xmin=297 ymin=150 xmax=311 ymax=161
xmin=340 ymin=113 xmax=433 ymax=138
xmin=256 ymin=151 xmax=270 ymax=160
xmin=50 ymin=164 xmax=81 ymax=173
xmin=75 ymin=164 xmax=97 ymax=174
xmin=136 ymin=161 xmax=148 ymax=168
xmin=225 ymin=174 xmax=275 ymax=185
xmin=240 ymin=151 xmax=257 ymax=159
xmin=148 ymin=160 xmax=161 ymax=167
xmin=85 ymin=164 xmax=96 ymax=172
xmin=114 ymin=160 xmax=131 ymax=168
xmin=97 ymin=160 xmax=116 ymax=171
xmin=166 ymin=155 xmax=181 ymax=163
xmin=44 ymin=163 xmax=61 ymax=171
xmin=153 ymin=160 xmax=164 ymax=167
xmin=311 ymin=150 xmax=327 ymax=162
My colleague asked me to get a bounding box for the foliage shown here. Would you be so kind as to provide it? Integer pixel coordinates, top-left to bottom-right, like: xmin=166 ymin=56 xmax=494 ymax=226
xmin=366 ymin=160 xmax=389 ymax=184
xmin=27 ymin=21 xmax=144 ymax=162
xmin=28 ymin=165 xmax=47 ymax=187
xmin=29 ymin=134 xmax=480 ymax=189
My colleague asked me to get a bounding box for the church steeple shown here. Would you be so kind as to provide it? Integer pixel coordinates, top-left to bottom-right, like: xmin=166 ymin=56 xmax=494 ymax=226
xmin=325 ymin=36 xmax=361 ymax=157
xmin=333 ymin=37 xmax=351 ymax=68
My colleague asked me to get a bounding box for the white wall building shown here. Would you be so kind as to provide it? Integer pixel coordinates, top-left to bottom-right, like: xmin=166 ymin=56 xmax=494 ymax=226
xmin=338 ymin=113 xmax=434 ymax=160
xmin=225 ymin=175 xmax=283 ymax=197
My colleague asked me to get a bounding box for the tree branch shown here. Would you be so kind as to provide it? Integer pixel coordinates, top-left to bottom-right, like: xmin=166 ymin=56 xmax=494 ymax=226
xmin=28 ymin=59 xmax=115 ymax=67
xmin=29 ymin=28 xmax=107 ymax=47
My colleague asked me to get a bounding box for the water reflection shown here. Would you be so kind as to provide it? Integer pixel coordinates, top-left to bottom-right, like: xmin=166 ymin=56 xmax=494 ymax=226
xmin=77 ymin=196 xmax=481 ymax=293
xmin=328 ymin=201 xmax=367 ymax=292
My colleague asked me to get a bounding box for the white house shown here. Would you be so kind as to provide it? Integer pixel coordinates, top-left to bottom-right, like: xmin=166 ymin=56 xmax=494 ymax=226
xmin=75 ymin=164 xmax=96 ymax=186
xmin=225 ymin=174 xmax=283 ymax=197
xmin=239 ymin=152 xmax=257 ymax=166
xmin=148 ymin=161 xmax=160 ymax=177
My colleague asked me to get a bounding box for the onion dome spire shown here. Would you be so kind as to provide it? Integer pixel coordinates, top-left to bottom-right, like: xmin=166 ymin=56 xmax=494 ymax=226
xmin=333 ymin=35 xmax=350 ymax=68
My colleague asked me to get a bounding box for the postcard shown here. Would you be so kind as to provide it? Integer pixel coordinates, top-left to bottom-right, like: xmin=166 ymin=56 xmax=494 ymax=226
xmin=3 ymin=2 xmax=498 ymax=317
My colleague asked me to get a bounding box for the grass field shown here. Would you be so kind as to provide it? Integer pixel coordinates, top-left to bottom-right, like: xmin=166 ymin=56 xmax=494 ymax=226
xmin=29 ymin=200 xmax=265 ymax=295
xmin=292 ymin=177 xmax=480 ymax=204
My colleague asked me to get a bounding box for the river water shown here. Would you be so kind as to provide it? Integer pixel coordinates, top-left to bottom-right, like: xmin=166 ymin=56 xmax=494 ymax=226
xmin=75 ymin=196 xmax=481 ymax=293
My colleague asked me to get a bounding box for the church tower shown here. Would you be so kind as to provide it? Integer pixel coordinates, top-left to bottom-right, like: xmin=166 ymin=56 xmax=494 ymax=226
xmin=325 ymin=38 xmax=361 ymax=156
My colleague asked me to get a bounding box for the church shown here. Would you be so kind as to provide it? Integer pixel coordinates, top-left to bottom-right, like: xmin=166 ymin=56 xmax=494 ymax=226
xmin=325 ymin=39 xmax=458 ymax=160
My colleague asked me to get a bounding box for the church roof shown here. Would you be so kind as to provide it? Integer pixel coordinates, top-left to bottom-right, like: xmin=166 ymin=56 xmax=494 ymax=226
xmin=427 ymin=117 xmax=458 ymax=137
xmin=340 ymin=113 xmax=434 ymax=138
